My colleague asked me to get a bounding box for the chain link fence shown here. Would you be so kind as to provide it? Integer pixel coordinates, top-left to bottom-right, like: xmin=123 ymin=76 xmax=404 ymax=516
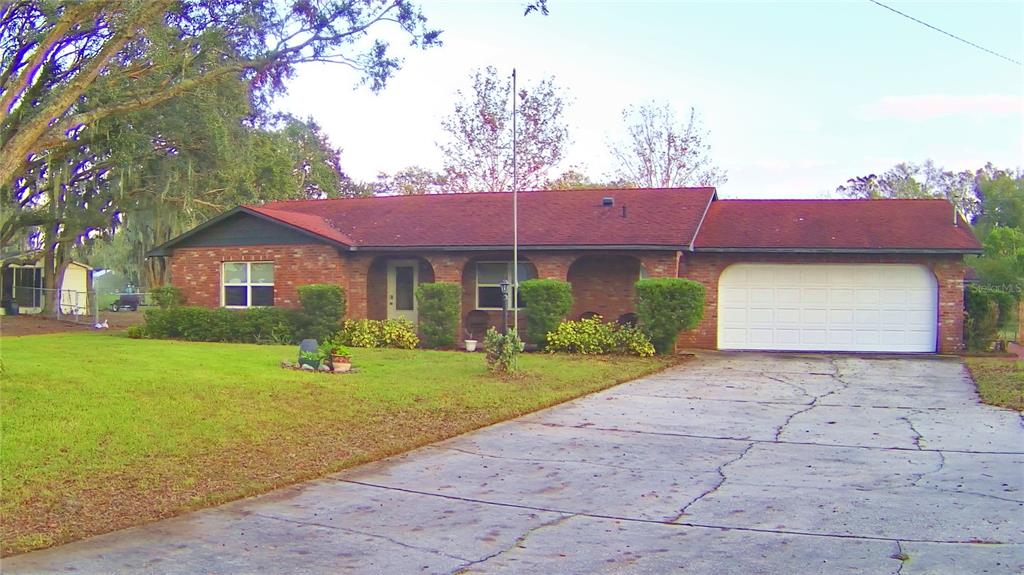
xmin=4 ymin=286 xmax=100 ymax=325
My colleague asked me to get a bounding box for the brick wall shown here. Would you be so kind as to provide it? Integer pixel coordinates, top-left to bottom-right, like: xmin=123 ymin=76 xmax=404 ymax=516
xmin=676 ymin=252 xmax=967 ymax=353
xmin=169 ymin=245 xmax=346 ymax=308
xmin=169 ymin=245 xmax=967 ymax=353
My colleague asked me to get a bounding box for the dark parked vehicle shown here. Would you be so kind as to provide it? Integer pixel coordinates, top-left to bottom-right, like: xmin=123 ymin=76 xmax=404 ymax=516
xmin=109 ymin=293 xmax=141 ymax=312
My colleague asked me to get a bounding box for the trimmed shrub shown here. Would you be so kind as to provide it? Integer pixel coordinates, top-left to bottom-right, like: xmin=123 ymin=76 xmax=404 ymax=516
xmin=294 ymin=284 xmax=346 ymax=342
xmin=150 ymin=286 xmax=184 ymax=308
xmin=243 ymin=307 xmax=297 ymax=344
xmin=519 ymin=279 xmax=573 ymax=348
xmin=484 ymin=327 xmax=523 ymax=373
xmin=337 ymin=318 xmax=419 ymax=349
xmin=140 ymin=306 xmax=296 ymax=344
xmin=415 ymin=282 xmax=461 ymax=348
xmin=544 ymin=315 xmax=655 ymax=357
xmin=635 ymin=278 xmax=706 ymax=354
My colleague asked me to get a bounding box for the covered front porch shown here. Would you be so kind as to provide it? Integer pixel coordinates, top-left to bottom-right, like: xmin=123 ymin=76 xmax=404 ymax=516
xmin=352 ymin=250 xmax=680 ymax=344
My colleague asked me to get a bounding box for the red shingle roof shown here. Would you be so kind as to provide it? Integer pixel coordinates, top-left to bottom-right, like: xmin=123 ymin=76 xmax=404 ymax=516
xmin=693 ymin=199 xmax=982 ymax=252
xmin=248 ymin=206 xmax=355 ymax=246
xmin=251 ymin=188 xmax=717 ymax=248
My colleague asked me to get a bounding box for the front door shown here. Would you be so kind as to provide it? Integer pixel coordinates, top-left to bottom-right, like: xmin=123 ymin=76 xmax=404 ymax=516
xmin=387 ymin=260 xmax=419 ymax=324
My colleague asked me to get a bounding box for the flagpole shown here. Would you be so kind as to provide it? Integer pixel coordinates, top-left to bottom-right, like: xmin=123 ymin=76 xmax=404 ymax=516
xmin=512 ymin=68 xmax=519 ymax=335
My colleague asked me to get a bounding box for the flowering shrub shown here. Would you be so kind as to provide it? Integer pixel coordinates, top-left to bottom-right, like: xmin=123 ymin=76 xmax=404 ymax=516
xmin=337 ymin=318 xmax=419 ymax=349
xmin=545 ymin=316 xmax=655 ymax=357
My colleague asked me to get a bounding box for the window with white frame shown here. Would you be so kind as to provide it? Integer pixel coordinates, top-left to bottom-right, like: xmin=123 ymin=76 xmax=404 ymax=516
xmin=222 ymin=262 xmax=274 ymax=307
xmin=475 ymin=262 xmax=536 ymax=310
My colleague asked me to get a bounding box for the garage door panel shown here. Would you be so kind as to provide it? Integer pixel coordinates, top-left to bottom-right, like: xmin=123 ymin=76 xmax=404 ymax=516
xmin=749 ymin=288 xmax=774 ymax=304
xmin=777 ymin=288 xmax=801 ymax=305
xmin=855 ymin=309 xmax=880 ymax=325
xmin=802 ymin=288 xmax=828 ymax=304
xmin=856 ymin=290 xmax=880 ymax=305
xmin=718 ymin=264 xmax=937 ymax=353
xmin=776 ymin=308 xmax=801 ymax=324
xmin=775 ymin=329 xmax=800 ymax=344
xmin=802 ymin=308 xmax=827 ymax=324
xmin=827 ymin=309 xmax=854 ymax=323
xmin=830 ymin=288 xmax=855 ymax=305
xmin=748 ymin=308 xmax=773 ymax=324
xmin=829 ymin=330 xmax=853 ymax=344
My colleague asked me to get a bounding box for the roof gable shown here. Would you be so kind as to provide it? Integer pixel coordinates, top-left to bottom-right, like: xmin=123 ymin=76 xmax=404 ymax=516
xmin=693 ymin=199 xmax=982 ymax=253
xmin=147 ymin=207 xmax=351 ymax=256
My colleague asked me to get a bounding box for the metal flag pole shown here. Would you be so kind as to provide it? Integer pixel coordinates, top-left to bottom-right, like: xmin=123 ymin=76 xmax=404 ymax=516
xmin=512 ymin=68 xmax=519 ymax=335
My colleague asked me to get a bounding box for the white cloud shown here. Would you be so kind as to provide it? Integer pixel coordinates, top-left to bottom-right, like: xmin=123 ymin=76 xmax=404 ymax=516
xmin=866 ymin=94 xmax=1023 ymax=121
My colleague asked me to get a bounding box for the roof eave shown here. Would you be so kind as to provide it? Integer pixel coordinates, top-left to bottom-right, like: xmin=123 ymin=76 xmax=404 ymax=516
xmin=353 ymin=244 xmax=686 ymax=252
xmin=693 ymin=247 xmax=984 ymax=255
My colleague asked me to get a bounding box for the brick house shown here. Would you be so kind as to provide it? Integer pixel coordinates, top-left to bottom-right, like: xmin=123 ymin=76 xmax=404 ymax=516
xmin=149 ymin=187 xmax=982 ymax=353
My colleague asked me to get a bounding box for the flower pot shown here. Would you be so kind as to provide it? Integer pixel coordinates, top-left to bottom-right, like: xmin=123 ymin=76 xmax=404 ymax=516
xmin=331 ymin=355 xmax=352 ymax=373
xmin=464 ymin=339 xmax=478 ymax=352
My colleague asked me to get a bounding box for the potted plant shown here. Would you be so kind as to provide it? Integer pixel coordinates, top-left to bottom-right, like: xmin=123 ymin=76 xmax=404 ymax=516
xmin=298 ymin=350 xmax=321 ymax=369
xmin=319 ymin=342 xmax=353 ymax=373
xmin=464 ymin=328 xmax=478 ymax=352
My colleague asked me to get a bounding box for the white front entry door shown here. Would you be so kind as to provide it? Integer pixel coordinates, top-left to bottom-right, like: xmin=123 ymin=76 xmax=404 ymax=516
xmin=387 ymin=260 xmax=419 ymax=324
xmin=717 ymin=264 xmax=938 ymax=353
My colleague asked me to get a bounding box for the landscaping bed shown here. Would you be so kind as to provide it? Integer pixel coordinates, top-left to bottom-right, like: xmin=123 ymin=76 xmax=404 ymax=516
xmin=965 ymin=357 xmax=1024 ymax=411
xmin=0 ymin=332 xmax=677 ymax=555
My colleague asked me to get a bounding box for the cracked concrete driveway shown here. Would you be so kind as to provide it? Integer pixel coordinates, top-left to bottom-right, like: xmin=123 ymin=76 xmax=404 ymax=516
xmin=6 ymin=354 xmax=1023 ymax=574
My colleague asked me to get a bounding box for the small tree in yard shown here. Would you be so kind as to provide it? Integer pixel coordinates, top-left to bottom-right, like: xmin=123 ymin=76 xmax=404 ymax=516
xmin=519 ymin=279 xmax=573 ymax=348
xmin=484 ymin=327 xmax=523 ymax=373
xmin=635 ymin=278 xmax=706 ymax=354
xmin=415 ymin=282 xmax=461 ymax=348
xmin=295 ymin=284 xmax=346 ymax=343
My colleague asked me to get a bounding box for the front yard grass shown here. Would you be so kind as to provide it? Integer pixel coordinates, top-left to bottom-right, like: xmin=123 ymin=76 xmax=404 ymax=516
xmin=0 ymin=332 xmax=676 ymax=556
xmin=965 ymin=357 xmax=1024 ymax=411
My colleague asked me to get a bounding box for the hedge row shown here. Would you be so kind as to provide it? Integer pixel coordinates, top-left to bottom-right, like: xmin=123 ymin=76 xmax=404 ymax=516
xmin=131 ymin=284 xmax=345 ymax=344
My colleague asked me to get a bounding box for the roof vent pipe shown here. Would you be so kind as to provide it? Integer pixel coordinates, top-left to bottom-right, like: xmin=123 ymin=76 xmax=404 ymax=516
xmin=602 ymin=197 xmax=614 ymax=207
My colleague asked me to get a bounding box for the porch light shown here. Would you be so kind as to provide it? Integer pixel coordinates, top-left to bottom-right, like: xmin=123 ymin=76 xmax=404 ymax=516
xmin=499 ymin=279 xmax=511 ymax=334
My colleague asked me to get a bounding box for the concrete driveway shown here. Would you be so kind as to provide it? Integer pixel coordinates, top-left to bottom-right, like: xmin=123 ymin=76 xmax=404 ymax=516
xmin=6 ymin=354 xmax=1023 ymax=574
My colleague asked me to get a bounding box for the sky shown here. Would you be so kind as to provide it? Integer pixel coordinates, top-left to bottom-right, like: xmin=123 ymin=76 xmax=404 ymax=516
xmin=278 ymin=0 xmax=1024 ymax=199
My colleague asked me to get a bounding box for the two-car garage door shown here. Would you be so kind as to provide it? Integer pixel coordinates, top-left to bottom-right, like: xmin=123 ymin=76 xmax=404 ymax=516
xmin=717 ymin=264 xmax=938 ymax=353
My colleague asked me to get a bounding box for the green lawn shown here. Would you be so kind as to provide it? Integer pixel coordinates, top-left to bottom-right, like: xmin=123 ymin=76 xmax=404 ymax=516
xmin=0 ymin=332 xmax=675 ymax=555
xmin=966 ymin=357 xmax=1024 ymax=411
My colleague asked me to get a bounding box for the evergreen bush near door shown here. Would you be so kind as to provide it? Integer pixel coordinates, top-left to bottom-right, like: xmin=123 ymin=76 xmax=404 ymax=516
xmin=295 ymin=284 xmax=346 ymax=342
xmin=415 ymin=282 xmax=461 ymax=348
xmin=635 ymin=278 xmax=706 ymax=354
xmin=519 ymin=279 xmax=573 ymax=347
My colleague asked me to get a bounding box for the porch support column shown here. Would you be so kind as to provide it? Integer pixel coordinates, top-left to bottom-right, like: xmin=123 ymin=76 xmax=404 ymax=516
xmin=525 ymin=253 xmax=572 ymax=281
xmin=639 ymin=252 xmax=682 ymax=278
xmin=346 ymin=253 xmax=373 ymax=319
xmin=424 ymin=254 xmax=470 ymax=283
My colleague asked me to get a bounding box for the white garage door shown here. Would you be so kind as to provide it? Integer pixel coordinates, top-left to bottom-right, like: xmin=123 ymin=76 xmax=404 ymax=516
xmin=717 ymin=264 xmax=937 ymax=353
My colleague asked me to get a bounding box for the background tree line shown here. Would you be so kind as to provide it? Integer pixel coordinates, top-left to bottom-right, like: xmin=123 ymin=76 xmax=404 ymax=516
xmin=836 ymin=161 xmax=1023 ymax=291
